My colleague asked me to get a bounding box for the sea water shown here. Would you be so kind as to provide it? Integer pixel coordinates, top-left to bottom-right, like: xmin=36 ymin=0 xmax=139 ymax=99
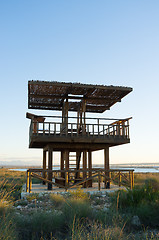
xmin=9 ymin=166 xmax=159 ymax=173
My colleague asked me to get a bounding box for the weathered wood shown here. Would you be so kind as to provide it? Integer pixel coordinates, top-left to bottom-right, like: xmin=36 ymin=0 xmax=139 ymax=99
xmin=26 ymin=112 xmax=45 ymax=122
xmin=32 ymin=172 xmax=65 ymax=188
xmin=61 ymin=151 xmax=65 ymax=178
xmin=68 ymin=173 xmax=98 ymax=189
xmin=83 ymin=151 xmax=87 ymax=188
xmin=29 ymin=172 xmax=32 ymax=193
xmin=131 ymin=171 xmax=134 ymax=189
xmin=88 ymin=150 xmax=92 ymax=187
xmin=98 ymin=172 xmax=101 ymax=191
xmin=28 ymin=81 xmax=132 ymax=113
xmin=27 ymin=80 xmax=133 ymax=192
xmin=42 ymin=150 xmax=46 ymax=185
xmin=119 ymin=171 xmax=121 ymax=187
xmin=48 ymin=149 xmax=53 ymax=190
xmin=26 ymin=170 xmax=29 ymax=192
xmin=65 ymin=151 xmax=69 ymax=186
xmin=104 ymin=147 xmax=110 ymax=189
xmin=26 ymin=168 xmax=134 ymax=192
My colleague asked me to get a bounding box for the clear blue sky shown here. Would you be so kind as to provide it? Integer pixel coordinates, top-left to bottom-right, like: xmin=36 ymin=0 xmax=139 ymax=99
xmin=0 ymin=0 xmax=159 ymax=166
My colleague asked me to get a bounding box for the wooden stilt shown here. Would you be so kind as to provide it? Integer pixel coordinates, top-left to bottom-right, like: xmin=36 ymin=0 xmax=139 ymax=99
xmin=65 ymin=150 xmax=69 ymax=187
xmin=83 ymin=151 xmax=87 ymax=188
xmin=48 ymin=149 xmax=53 ymax=190
xmin=88 ymin=150 xmax=92 ymax=187
xmin=75 ymin=151 xmax=81 ymax=180
xmin=61 ymin=151 xmax=65 ymax=178
xmin=42 ymin=150 xmax=46 ymax=185
xmin=104 ymin=147 xmax=110 ymax=189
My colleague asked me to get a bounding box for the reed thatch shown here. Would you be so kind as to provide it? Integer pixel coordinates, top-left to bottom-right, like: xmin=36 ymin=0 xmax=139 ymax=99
xmin=28 ymin=81 xmax=132 ymax=113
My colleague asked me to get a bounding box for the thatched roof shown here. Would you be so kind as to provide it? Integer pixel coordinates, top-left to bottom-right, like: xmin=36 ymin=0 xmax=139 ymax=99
xmin=28 ymin=81 xmax=132 ymax=113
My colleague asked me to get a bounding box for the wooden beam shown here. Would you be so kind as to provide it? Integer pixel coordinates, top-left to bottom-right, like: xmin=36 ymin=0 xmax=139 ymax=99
xmin=29 ymin=93 xmax=121 ymax=102
xmin=65 ymin=151 xmax=69 ymax=187
xmin=104 ymin=147 xmax=110 ymax=189
xmin=48 ymin=149 xmax=53 ymax=190
xmin=42 ymin=150 xmax=46 ymax=185
xmin=26 ymin=112 xmax=45 ymax=122
xmin=61 ymin=151 xmax=65 ymax=178
xmin=88 ymin=150 xmax=92 ymax=187
xmin=83 ymin=151 xmax=87 ymax=188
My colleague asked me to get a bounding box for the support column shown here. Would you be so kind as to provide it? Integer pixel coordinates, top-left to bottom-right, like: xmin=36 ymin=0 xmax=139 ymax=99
xmin=48 ymin=149 xmax=53 ymax=190
xmin=75 ymin=151 xmax=81 ymax=180
xmin=88 ymin=150 xmax=92 ymax=187
xmin=104 ymin=147 xmax=110 ymax=189
xmin=61 ymin=151 xmax=65 ymax=178
xmin=65 ymin=151 xmax=69 ymax=187
xmin=42 ymin=150 xmax=46 ymax=185
xmin=83 ymin=151 xmax=87 ymax=188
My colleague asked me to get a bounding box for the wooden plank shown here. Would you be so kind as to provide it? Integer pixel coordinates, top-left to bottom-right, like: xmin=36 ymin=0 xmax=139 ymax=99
xmin=68 ymin=174 xmax=98 ymax=189
xmin=31 ymin=173 xmax=65 ymax=188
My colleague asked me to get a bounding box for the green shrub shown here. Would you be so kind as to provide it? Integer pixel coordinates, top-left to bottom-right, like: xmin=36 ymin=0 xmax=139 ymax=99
xmin=0 ymin=214 xmax=17 ymax=240
xmin=72 ymin=220 xmax=127 ymax=240
xmin=136 ymin=203 xmax=159 ymax=228
xmin=15 ymin=210 xmax=65 ymax=240
xmin=69 ymin=187 xmax=89 ymax=201
xmin=62 ymin=198 xmax=93 ymax=228
xmin=50 ymin=193 xmax=65 ymax=208
xmin=113 ymin=181 xmax=159 ymax=210
xmin=26 ymin=193 xmax=39 ymax=201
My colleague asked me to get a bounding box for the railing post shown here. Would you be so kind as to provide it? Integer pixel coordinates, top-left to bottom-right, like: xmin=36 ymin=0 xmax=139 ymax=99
xmin=108 ymin=125 xmax=110 ymax=136
xmin=37 ymin=122 xmax=39 ymax=135
xmin=65 ymin=170 xmax=69 ymax=190
xmin=119 ymin=171 xmax=121 ymax=187
xmin=87 ymin=124 xmax=89 ymax=136
xmin=26 ymin=170 xmax=29 ymax=192
xmin=122 ymin=122 xmax=125 ymax=137
xmin=98 ymin=119 xmax=99 ymax=135
xmin=29 ymin=171 xmax=32 ymax=193
xmin=128 ymin=120 xmax=130 ymax=138
xmin=98 ymin=171 xmax=101 ymax=191
xmin=43 ymin=122 xmax=45 ymax=135
xmin=131 ymin=171 xmax=134 ymax=190
xmin=71 ymin=123 xmax=73 ymax=136
xmin=49 ymin=123 xmax=50 ymax=135
xmin=54 ymin=123 xmax=56 ymax=134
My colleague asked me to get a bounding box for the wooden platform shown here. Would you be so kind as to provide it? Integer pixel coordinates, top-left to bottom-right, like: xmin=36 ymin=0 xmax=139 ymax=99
xmin=22 ymin=182 xmax=127 ymax=196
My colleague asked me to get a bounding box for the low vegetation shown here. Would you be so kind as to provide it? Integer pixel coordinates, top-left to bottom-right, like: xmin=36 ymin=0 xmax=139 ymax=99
xmin=0 ymin=168 xmax=159 ymax=239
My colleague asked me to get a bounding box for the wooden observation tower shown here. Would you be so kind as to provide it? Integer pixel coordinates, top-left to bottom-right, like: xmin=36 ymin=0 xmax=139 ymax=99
xmin=26 ymin=81 xmax=133 ymax=191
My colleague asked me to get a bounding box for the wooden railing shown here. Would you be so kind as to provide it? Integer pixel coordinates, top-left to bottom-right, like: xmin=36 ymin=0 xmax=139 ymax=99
xmin=29 ymin=116 xmax=131 ymax=141
xmin=26 ymin=168 xmax=134 ymax=193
